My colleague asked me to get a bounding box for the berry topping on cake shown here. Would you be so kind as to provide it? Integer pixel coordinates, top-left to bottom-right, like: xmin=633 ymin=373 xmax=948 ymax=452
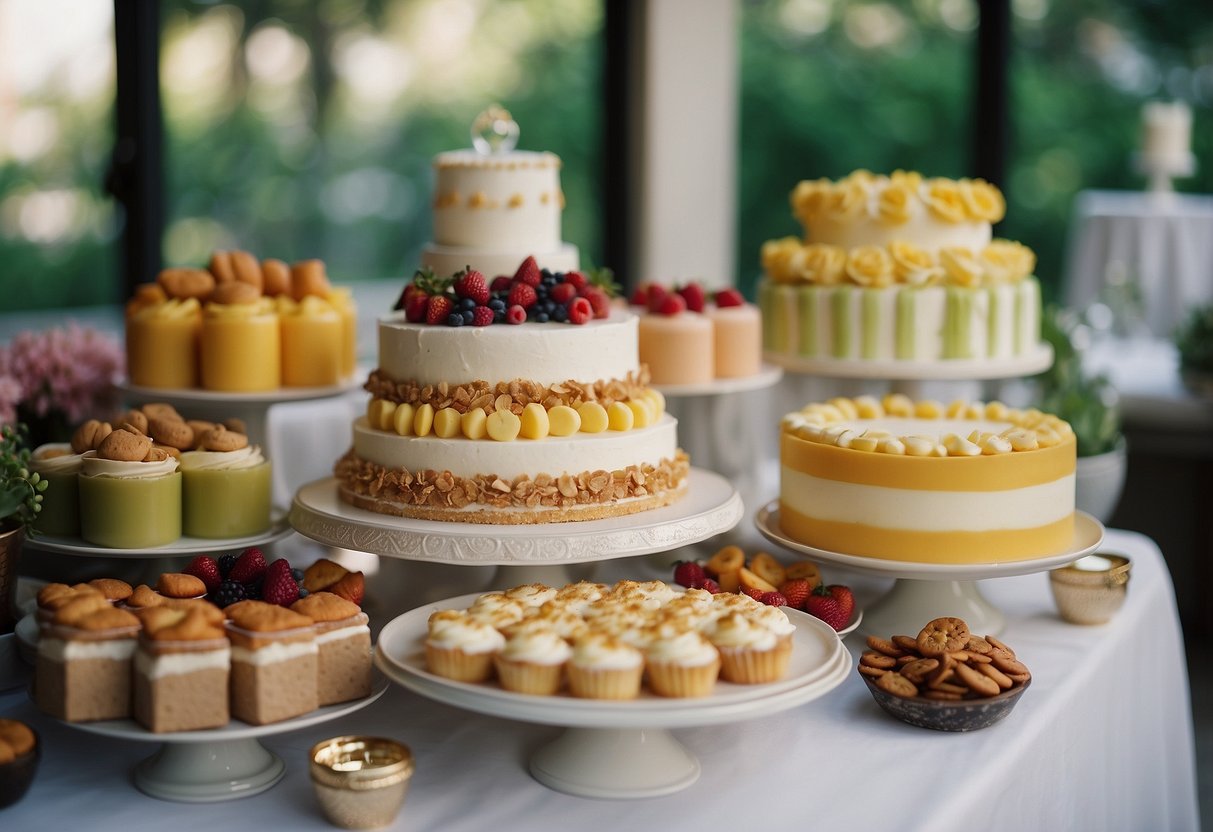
xmin=678 ymin=282 xmax=706 ymax=313
xmin=629 ymin=286 xmax=648 ymax=306
xmin=426 ymin=294 xmax=454 ymax=325
xmin=580 ymin=286 xmax=611 ymax=319
xmin=550 ymin=282 xmax=577 ymax=305
xmin=453 ymin=269 xmax=490 ymax=305
xmin=701 ymin=578 xmax=721 ymax=594
xmin=564 ymin=270 xmax=588 ymax=291
xmin=506 ymin=304 xmax=527 ymax=324
xmin=566 ymin=296 xmax=593 ymax=325
xmin=507 ymin=282 xmax=538 ymax=309
xmin=656 ymin=293 xmax=686 ymax=316
xmin=513 ymin=255 xmax=541 ymax=287
xmin=471 ymin=306 xmax=495 ymax=327
xmin=490 ymin=275 xmax=513 ymax=294
xmin=218 ymin=553 xmax=237 ymax=579
xmin=228 ymin=547 xmax=267 ymax=584
xmin=184 ymin=556 xmax=222 ymax=593
xmin=404 ymin=291 xmax=429 ymax=323
xmin=212 ymin=579 xmax=247 ymax=608
xmin=644 ymin=284 xmax=669 ymax=312
xmin=715 ymin=288 xmax=745 ymax=308
xmin=262 ymin=558 xmax=301 ymax=607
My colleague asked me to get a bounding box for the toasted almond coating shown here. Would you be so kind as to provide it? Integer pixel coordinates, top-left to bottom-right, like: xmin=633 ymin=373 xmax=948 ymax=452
xmin=199 ymin=425 xmax=248 ymax=452
xmin=97 ymin=428 xmax=153 ymax=462
xmin=148 ymin=416 xmax=194 ymax=450
xmin=261 ymin=258 xmax=291 ymax=296
xmin=157 ymin=267 xmax=216 ymax=300
xmin=230 ymin=250 xmax=263 ymax=291
xmin=210 ymin=280 xmax=261 ymax=305
xmin=290 ymin=259 xmax=331 ymax=300
xmin=71 ymin=419 xmax=112 ymax=454
xmin=209 ymin=250 xmax=236 ymax=283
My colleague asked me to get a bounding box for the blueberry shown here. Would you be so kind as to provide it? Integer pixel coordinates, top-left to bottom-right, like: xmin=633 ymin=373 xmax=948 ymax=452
xmin=552 ymin=304 xmax=568 ymax=322
xmin=461 ymin=308 xmax=475 ymax=324
xmin=489 ymin=298 xmax=505 ymax=311
xmin=494 ymin=311 xmax=506 ymax=323
xmin=447 ymin=312 xmax=464 ymax=326
xmin=460 ymin=297 xmax=476 ymax=311
xmin=540 ymin=268 xmax=553 ymax=279
xmin=290 ymin=568 xmax=303 ymax=581
xmin=534 ymin=312 xmax=550 ymax=323
xmin=543 ymin=300 xmax=557 ymax=314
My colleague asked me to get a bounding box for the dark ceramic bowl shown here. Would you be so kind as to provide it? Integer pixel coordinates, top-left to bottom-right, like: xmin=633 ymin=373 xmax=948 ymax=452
xmin=862 ymin=674 xmax=1031 ymax=732
xmin=0 ymin=725 xmax=39 ymax=808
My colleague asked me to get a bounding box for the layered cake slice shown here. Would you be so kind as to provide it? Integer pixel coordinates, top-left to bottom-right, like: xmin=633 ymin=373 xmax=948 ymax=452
xmin=290 ymin=592 xmax=372 ymax=706
xmin=35 ymin=603 xmax=141 ymax=722
xmin=225 ymin=601 xmax=318 ymax=724
xmin=133 ymin=606 xmax=230 ymax=733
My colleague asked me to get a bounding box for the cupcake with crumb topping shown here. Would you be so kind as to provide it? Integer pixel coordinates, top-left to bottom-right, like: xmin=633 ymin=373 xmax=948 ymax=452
xmin=644 ymin=629 xmax=721 ymax=698
xmin=567 ymin=632 xmax=644 ymax=700
xmin=706 ymin=611 xmax=792 ymax=684
xmin=493 ymin=628 xmax=571 ymax=695
xmin=424 ymin=610 xmax=505 ymax=683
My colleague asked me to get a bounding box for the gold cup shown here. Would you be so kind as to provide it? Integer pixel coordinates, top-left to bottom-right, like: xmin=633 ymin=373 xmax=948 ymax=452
xmin=1049 ymin=553 xmax=1132 ymax=625
xmin=310 ymin=736 xmax=414 ymax=829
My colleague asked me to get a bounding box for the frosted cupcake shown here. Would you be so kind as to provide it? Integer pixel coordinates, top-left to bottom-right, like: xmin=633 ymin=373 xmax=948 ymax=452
xmin=706 ymin=611 xmax=792 ymax=684
xmin=179 ymin=426 xmax=271 ymax=539
xmin=566 ymin=632 xmax=644 ymax=700
xmin=28 ymin=443 xmax=83 ymax=536
xmin=504 ymin=583 xmax=558 ymax=610
xmin=644 ymin=630 xmax=721 ymax=698
xmin=424 ymin=611 xmax=505 ymax=683
xmin=553 ymin=581 xmax=609 ymax=616
xmin=466 ymin=593 xmax=526 ymax=631
xmin=77 ymin=428 xmax=180 ymax=549
xmin=493 ymin=628 xmax=571 ymax=696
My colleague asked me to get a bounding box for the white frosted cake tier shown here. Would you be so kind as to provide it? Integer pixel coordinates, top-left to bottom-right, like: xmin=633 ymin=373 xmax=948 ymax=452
xmin=432 ymin=149 xmax=564 ymax=250
xmin=377 ymin=310 xmax=640 ymax=386
xmin=352 ymin=413 xmax=678 ymax=481
xmin=420 ymin=242 xmax=580 ymax=281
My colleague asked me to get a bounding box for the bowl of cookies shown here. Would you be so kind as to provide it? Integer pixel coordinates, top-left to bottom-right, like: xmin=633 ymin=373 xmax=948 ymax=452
xmin=0 ymin=718 xmax=40 ymax=807
xmin=858 ymin=617 xmax=1031 ymax=732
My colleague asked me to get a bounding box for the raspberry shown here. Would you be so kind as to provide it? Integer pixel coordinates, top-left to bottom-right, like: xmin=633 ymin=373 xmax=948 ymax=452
xmin=506 ymin=305 xmax=527 ymax=324
xmin=656 ymin=293 xmax=686 ymax=316
xmin=672 ymin=560 xmax=707 ymax=589
xmin=678 ymin=282 xmax=706 ymax=312
xmin=508 ymin=282 xmax=538 ymax=309
xmin=513 ymin=256 xmax=541 ymax=287
xmin=184 ymin=556 xmax=222 ymax=593
xmin=577 ymin=286 xmax=610 ymax=319
xmin=425 ymin=294 xmax=454 ymax=325
xmin=262 ymin=558 xmax=300 ymax=606
xmin=227 ymin=547 xmax=267 ymax=584
xmin=490 ymin=275 xmax=513 ymax=294
xmin=453 ymin=269 xmax=490 ymax=305
xmin=470 ymin=306 xmax=495 ymax=327
xmin=563 ymin=270 xmax=587 ymax=291
xmin=715 ymin=288 xmax=745 ymax=308
xmin=778 ymin=578 xmax=813 ymax=610
xmin=760 ymin=591 xmax=788 ymax=607
xmin=550 ymin=283 xmax=577 ymax=304
xmin=566 ymin=296 xmax=593 ymax=325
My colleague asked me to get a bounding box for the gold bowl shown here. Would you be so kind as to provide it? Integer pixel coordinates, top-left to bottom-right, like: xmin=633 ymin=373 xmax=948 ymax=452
xmin=310 ymin=736 xmax=414 ymax=829
xmin=1049 ymin=553 xmax=1131 ymax=625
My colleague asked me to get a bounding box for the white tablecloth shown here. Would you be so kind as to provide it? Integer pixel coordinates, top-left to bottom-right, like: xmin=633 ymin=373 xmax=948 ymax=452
xmin=1065 ymin=189 xmax=1213 ymax=337
xmin=0 ymin=529 xmax=1198 ymax=831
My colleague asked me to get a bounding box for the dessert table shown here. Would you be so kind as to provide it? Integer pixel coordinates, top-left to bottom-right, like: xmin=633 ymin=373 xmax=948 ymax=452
xmin=0 ymin=529 xmax=1197 ymax=831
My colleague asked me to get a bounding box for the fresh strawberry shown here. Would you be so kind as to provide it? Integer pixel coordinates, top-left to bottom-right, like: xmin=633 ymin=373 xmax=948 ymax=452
xmin=760 ymin=591 xmax=788 ymax=607
xmin=404 ymin=291 xmax=429 ymax=323
xmin=227 ymin=547 xmax=267 ymax=584
xmin=580 ymin=286 xmax=611 ymax=319
xmin=183 ymin=556 xmax=222 ymax=593
xmin=490 ymin=275 xmax=513 ymax=294
xmin=261 ymin=559 xmax=300 ymax=606
xmin=656 ymin=293 xmax=686 ymax=316
xmin=827 ymin=584 xmax=855 ymax=623
xmin=425 ymin=294 xmax=454 ymax=325
xmin=701 ymin=578 xmax=721 ymax=594
xmin=470 ymin=306 xmax=495 ymax=327
xmin=741 ymin=586 xmax=763 ymax=601
xmin=629 ymin=286 xmax=649 ymax=306
xmin=715 ymin=288 xmax=745 ymax=308
xmin=328 ymin=571 xmax=365 ymax=606
xmin=550 ymin=282 xmax=577 ymax=305
xmin=645 ymin=285 xmax=670 ymax=313
xmin=566 ymin=296 xmax=593 ymax=325
xmin=508 ymin=282 xmax=538 ymax=309
xmin=563 ymin=270 xmax=588 ymax=290
xmin=778 ymin=578 xmax=813 ymax=610
xmin=672 ymin=560 xmax=707 ymax=589
xmin=513 ymin=256 xmax=541 ymax=287
xmin=506 ymin=304 xmax=527 ymax=324
xmin=678 ymin=282 xmax=706 ymax=313
xmin=453 ymin=269 xmax=490 ymax=305
xmin=803 ymin=584 xmax=849 ymax=631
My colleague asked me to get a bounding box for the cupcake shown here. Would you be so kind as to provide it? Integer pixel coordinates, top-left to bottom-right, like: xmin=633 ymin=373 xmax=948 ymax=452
xmin=466 ymin=593 xmax=526 ymax=631
xmin=706 ymin=611 xmax=792 ymax=684
xmin=493 ymin=628 xmax=571 ymax=696
xmin=566 ymin=632 xmax=644 ymax=700
xmin=179 ymin=425 xmax=271 ymax=539
xmin=28 ymin=443 xmax=83 ymax=536
xmin=644 ymin=629 xmax=721 ymax=698
xmin=552 ymin=581 xmax=608 ymax=616
xmin=504 ymin=583 xmax=558 ymax=610
xmin=424 ymin=611 xmax=505 ymax=683
xmin=77 ymin=427 xmax=181 ymax=548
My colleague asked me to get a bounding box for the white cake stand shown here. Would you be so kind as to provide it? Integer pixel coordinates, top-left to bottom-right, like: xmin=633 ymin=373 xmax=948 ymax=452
xmin=59 ymin=679 xmax=387 ymax=802
xmin=374 ymin=592 xmax=850 ymax=799
xmin=763 ymin=344 xmax=1054 ymax=382
xmin=652 ymin=364 xmax=784 ymax=397
xmin=22 ymin=513 xmax=293 ymax=558
xmin=755 ymin=502 xmax=1105 ymax=637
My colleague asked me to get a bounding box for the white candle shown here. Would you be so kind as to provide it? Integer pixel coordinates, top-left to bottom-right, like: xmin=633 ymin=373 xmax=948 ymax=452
xmin=1141 ymin=101 xmax=1192 ymax=164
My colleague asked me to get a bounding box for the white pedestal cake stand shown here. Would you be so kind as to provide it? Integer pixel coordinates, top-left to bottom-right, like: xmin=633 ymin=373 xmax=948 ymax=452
xmin=374 ymin=593 xmax=849 ymax=799
xmin=56 ymin=680 xmax=387 ymax=802
xmin=763 ymin=344 xmax=1054 ymax=385
xmin=755 ymin=502 xmax=1105 ymax=637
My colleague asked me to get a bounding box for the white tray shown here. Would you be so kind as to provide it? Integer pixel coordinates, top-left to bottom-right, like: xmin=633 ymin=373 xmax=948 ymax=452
xmin=763 ymin=342 xmax=1054 ymax=381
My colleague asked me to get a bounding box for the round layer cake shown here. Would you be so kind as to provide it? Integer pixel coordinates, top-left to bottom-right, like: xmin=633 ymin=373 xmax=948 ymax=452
xmin=759 ymin=171 xmax=1041 ymax=363
xmin=779 ymin=395 xmax=1075 ymax=563
xmin=337 ymin=310 xmax=688 ymax=524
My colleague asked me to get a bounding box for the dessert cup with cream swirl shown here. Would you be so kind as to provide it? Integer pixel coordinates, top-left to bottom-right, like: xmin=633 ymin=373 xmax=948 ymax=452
xmin=28 ymin=444 xmax=83 ymax=536
xmin=180 ymin=445 xmax=272 ymax=538
xmin=77 ymin=452 xmax=181 ymax=549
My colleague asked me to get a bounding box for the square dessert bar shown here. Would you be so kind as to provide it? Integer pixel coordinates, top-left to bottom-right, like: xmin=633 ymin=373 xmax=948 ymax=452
xmin=133 ymin=605 xmax=230 ymax=733
xmin=226 ymin=601 xmax=319 ymax=725
xmin=35 ymin=602 xmax=141 ymax=722
xmin=291 ymin=592 xmax=372 ymax=706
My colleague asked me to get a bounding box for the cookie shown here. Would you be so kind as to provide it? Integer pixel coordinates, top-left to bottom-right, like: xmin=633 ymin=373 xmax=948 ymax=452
xmin=148 ymin=416 xmax=194 ymax=451
xmin=199 ymin=425 xmax=249 ymax=452
xmin=965 ymin=635 xmax=994 ymax=655
xmin=262 ymin=258 xmax=291 ymax=296
xmin=977 ymin=662 xmax=1014 ymax=690
xmin=156 ymin=572 xmax=206 ymax=599
xmin=892 ymin=635 xmax=920 ymax=653
xmin=97 ymin=427 xmax=153 ymax=462
xmin=120 ymin=409 xmax=149 ymax=435
xmin=211 ymin=280 xmax=261 ymax=305
xmin=209 ymin=250 xmax=236 ymax=284
xmin=141 ymin=402 xmax=183 ymax=423
xmin=916 ymin=617 xmax=971 ymax=657
xmin=290 ymin=259 xmax=331 ymax=300
xmin=858 ymin=664 xmax=889 ymax=678
xmin=899 ymin=658 xmax=939 ymax=684
xmin=157 ymin=267 xmax=216 ymax=300
xmin=955 ymin=661 xmax=1001 ymax=696
xmin=865 ymin=636 xmax=907 ymax=657
xmin=71 ymin=419 xmax=112 ymax=454
xmin=230 ymin=250 xmax=263 ymax=291
xmin=860 ymin=651 xmax=897 ymax=670
xmin=875 ymin=672 xmax=917 ymax=699
xmin=985 ymin=634 xmax=1016 ymax=658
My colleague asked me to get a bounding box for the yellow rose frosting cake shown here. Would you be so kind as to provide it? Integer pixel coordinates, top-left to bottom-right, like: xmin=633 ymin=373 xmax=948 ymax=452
xmin=779 ymin=395 xmax=1075 ymax=563
xmin=760 ymin=171 xmax=1041 ymax=363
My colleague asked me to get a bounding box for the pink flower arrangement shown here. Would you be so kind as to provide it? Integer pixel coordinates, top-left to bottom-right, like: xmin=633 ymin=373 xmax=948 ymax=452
xmin=0 ymin=324 xmax=124 ymax=433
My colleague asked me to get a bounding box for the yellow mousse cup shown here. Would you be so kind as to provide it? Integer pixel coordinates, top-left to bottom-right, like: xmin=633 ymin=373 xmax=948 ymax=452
xmin=79 ymin=472 xmax=182 ymax=549
xmin=280 ymin=296 xmax=342 ymax=387
xmin=182 ymin=462 xmax=273 ymax=538
xmin=29 ymin=444 xmax=81 ymax=537
xmin=326 ymin=287 xmax=358 ymax=380
xmin=126 ymin=299 xmax=202 ymax=389
xmin=201 ymin=300 xmax=281 ymax=391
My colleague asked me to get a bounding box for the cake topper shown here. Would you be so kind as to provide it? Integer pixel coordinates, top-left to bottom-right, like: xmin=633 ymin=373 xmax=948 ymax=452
xmin=471 ymin=105 xmax=519 ymax=155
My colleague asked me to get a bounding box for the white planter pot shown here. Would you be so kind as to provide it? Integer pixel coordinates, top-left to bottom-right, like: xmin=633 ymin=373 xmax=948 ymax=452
xmin=1074 ymin=439 xmax=1127 ymax=524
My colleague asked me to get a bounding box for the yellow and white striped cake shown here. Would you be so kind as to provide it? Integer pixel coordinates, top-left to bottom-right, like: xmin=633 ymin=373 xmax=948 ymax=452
xmin=779 ymin=395 xmax=1075 ymax=563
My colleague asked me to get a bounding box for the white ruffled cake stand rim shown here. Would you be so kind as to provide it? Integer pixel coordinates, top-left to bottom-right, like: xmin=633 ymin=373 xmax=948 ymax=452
xmin=763 ymin=342 xmax=1053 ymax=380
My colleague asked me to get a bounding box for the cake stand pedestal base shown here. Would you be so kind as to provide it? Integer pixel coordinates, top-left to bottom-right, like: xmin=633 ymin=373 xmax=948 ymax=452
xmin=132 ymin=739 xmax=285 ymax=803
xmin=529 ymin=727 xmax=700 ymax=799
xmin=861 ymin=579 xmax=1004 ymax=639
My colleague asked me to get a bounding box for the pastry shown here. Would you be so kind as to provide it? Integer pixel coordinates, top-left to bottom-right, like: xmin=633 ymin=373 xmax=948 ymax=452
xmin=35 ymin=604 xmax=140 ymax=722
xmin=290 ymin=592 xmax=372 ymax=706
xmin=133 ymin=606 xmax=230 ymax=732
xmin=226 ymin=601 xmax=319 ymax=724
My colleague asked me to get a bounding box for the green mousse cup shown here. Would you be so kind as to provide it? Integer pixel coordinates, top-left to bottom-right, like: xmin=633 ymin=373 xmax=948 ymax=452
xmin=182 ymin=462 xmax=272 ymax=539
xmin=29 ymin=445 xmax=81 ymax=537
xmin=79 ymin=472 xmax=182 ymax=549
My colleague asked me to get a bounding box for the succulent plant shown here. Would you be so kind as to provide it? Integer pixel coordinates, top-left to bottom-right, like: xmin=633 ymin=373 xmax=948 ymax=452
xmin=1035 ymin=305 xmax=1123 ymax=458
xmin=0 ymin=424 xmax=46 ymax=529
